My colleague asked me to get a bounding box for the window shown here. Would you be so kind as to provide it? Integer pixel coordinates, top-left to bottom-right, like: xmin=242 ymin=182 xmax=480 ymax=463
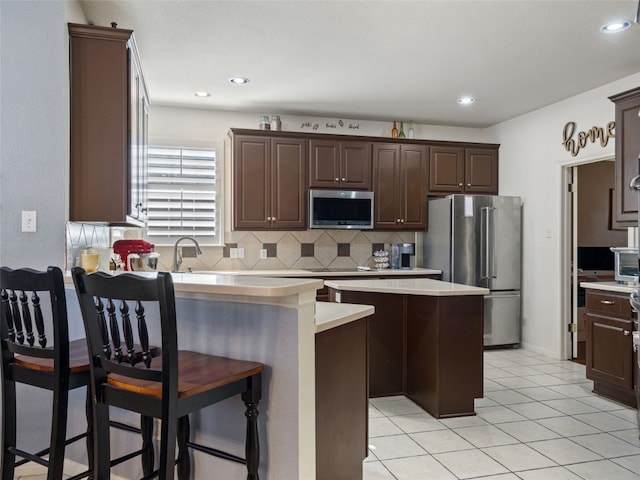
xmin=146 ymin=145 xmax=221 ymax=244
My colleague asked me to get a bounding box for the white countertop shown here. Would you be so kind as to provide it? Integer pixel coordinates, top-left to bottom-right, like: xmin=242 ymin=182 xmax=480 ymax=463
xmin=324 ymin=277 xmax=490 ymax=296
xmin=580 ymin=281 xmax=636 ymax=294
xmin=191 ymin=267 xmax=441 ymax=277
xmin=66 ymin=270 xmax=324 ymax=298
xmin=314 ymin=302 xmax=375 ymax=333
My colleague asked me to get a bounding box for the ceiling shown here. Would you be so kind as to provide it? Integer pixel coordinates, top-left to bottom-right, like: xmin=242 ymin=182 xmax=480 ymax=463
xmin=78 ymin=0 xmax=640 ymax=128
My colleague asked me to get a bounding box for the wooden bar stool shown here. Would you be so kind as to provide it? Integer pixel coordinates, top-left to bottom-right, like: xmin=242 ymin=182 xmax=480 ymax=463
xmin=1 ymin=266 xmax=155 ymax=480
xmin=71 ymin=267 xmax=264 ymax=479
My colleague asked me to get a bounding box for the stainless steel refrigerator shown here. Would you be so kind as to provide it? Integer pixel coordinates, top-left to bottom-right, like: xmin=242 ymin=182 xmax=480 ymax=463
xmin=423 ymin=195 xmax=522 ymax=347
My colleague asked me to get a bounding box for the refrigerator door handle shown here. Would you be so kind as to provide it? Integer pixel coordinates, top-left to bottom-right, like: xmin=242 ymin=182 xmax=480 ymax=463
xmin=480 ymin=206 xmax=496 ymax=279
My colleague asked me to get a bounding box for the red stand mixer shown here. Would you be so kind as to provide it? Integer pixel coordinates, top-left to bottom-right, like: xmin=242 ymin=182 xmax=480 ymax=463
xmin=113 ymin=240 xmax=159 ymax=271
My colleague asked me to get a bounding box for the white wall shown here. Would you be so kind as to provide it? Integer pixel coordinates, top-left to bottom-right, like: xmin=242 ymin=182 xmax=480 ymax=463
xmin=486 ymin=72 xmax=640 ymax=358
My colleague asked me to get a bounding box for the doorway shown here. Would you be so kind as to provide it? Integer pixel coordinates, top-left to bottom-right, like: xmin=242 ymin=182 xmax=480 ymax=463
xmin=562 ymin=157 xmax=627 ymax=363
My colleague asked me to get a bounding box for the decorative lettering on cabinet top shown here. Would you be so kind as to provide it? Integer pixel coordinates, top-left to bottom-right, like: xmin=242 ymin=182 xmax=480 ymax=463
xmin=300 ymin=119 xmax=360 ymax=132
xmin=562 ymin=121 xmax=615 ymax=157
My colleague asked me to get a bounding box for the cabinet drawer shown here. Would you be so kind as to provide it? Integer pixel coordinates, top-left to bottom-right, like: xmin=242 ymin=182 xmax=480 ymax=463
xmin=585 ymin=291 xmax=633 ymax=319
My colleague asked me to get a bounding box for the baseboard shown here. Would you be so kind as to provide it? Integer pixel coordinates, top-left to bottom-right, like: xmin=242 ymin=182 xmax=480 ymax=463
xmin=521 ymin=341 xmax=561 ymax=360
xmin=15 ymin=459 xmax=129 ymax=480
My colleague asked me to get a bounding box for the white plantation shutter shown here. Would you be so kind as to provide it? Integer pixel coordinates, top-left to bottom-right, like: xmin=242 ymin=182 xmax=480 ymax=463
xmin=146 ymin=146 xmax=219 ymax=242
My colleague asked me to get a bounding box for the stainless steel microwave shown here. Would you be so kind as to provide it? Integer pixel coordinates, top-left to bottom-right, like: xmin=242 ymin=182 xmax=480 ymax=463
xmin=610 ymin=247 xmax=639 ymax=282
xmin=309 ymin=189 xmax=374 ymax=229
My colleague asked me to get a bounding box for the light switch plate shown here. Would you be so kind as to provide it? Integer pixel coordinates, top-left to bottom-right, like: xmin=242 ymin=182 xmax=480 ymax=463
xmin=21 ymin=210 xmax=36 ymax=232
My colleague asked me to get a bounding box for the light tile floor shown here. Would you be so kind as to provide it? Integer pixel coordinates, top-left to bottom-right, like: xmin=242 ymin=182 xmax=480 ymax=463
xmin=364 ymin=348 xmax=640 ymax=480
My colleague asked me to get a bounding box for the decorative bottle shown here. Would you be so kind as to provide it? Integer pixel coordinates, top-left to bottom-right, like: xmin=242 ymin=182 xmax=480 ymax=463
xmin=391 ymin=121 xmax=398 ymax=138
xmin=407 ymin=121 xmax=415 ymax=139
xmin=398 ymin=121 xmax=406 ymax=139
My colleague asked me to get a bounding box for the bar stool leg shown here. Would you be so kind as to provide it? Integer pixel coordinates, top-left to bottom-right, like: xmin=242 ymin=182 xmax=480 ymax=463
xmin=85 ymin=387 xmax=94 ymax=479
xmin=48 ymin=383 xmax=69 ymax=479
xmin=141 ymin=415 xmax=154 ymax=476
xmin=177 ymin=415 xmax=191 ymax=480
xmin=1 ymin=377 xmax=17 ymax=480
xmin=242 ymin=377 xmax=261 ymax=480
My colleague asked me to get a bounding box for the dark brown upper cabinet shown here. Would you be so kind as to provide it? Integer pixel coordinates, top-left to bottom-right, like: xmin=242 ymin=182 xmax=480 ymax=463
xmin=373 ymin=144 xmax=428 ymax=230
xmin=610 ymin=87 xmax=640 ymax=226
xmin=429 ymin=145 xmax=498 ymax=195
xmin=232 ymin=134 xmax=307 ymax=230
xmin=68 ymin=23 xmax=148 ymax=225
xmin=309 ymin=139 xmax=372 ymax=190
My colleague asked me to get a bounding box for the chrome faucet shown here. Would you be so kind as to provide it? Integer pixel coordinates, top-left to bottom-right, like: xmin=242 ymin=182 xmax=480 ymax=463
xmin=172 ymin=236 xmax=202 ymax=272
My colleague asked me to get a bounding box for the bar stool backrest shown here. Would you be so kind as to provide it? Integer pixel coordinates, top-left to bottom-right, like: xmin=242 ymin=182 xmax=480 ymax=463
xmin=1 ymin=266 xmax=69 ymax=376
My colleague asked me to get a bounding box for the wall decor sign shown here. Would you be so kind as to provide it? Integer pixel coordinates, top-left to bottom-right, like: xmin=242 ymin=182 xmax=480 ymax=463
xmin=301 ymin=119 xmax=360 ymax=131
xmin=562 ymin=121 xmax=615 ymax=157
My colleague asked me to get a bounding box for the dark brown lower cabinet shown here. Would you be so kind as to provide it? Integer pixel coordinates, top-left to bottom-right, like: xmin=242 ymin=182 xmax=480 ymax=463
xmin=585 ymin=289 xmax=638 ymax=407
xmin=330 ymin=289 xmax=484 ymax=418
xmin=316 ymin=318 xmax=368 ymax=480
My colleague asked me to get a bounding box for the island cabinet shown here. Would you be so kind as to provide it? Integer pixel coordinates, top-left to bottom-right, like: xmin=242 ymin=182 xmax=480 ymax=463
xmin=316 ymin=318 xmax=368 ymax=480
xmin=429 ymin=145 xmax=498 ymax=195
xmin=585 ymin=289 xmax=638 ymax=407
xmin=372 ymin=143 xmax=429 ymax=230
xmin=232 ymin=134 xmax=307 ymax=230
xmin=309 ymin=139 xmax=372 ymax=190
xmin=68 ymin=23 xmax=149 ymax=225
xmin=609 ymin=87 xmax=640 ymax=226
xmin=328 ymin=285 xmax=484 ymax=418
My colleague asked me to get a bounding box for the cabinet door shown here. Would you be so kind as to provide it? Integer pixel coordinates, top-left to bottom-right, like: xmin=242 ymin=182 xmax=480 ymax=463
xmin=399 ymin=145 xmax=428 ymax=229
xmin=373 ymin=144 xmax=401 ymax=228
xmin=271 ymin=138 xmax=307 ymax=229
xmin=69 ymin=24 xmax=131 ymax=223
xmin=429 ymin=146 xmax=465 ymax=194
xmin=586 ymin=313 xmax=633 ymax=389
xmin=129 ymin=47 xmax=148 ymax=222
xmin=341 ymin=141 xmax=372 ymax=189
xmin=309 ymin=139 xmax=340 ymax=188
xmin=465 ymin=148 xmax=498 ymax=194
xmin=233 ymin=135 xmax=271 ymax=229
xmin=612 ymin=88 xmax=640 ymax=225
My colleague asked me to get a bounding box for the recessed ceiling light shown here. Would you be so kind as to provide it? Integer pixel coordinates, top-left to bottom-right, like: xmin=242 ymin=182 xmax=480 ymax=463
xmin=600 ymin=21 xmax=631 ymax=33
xmin=229 ymin=77 xmax=250 ymax=85
xmin=458 ymin=96 xmax=476 ymax=105
xmin=194 ymin=91 xmax=210 ymax=98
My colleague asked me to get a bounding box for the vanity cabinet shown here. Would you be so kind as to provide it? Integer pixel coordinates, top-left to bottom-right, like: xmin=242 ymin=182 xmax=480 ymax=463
xmin=68 ymin=23 xmax=148 ymax=225
xmin=309 ymin=139 xmax=372 ymax=190
xmin=372 ymin=143 xmax=428 ymax=230
xmin=609 ymin=87 xmax=640 ymax=226
xmin=429 ymin=145 xmax=498 ymax=195
xmin=232 ymin=134 xmax=307 ymax=230
xmin=585 ymin=289 xmax=638 ymax=407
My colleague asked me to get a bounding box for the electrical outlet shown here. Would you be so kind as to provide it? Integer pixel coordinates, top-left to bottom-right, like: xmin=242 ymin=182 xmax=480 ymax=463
xmin=259 ymin=249 xmax=267 ymax=259
xmin=21 ymin=210 xmax=36 ymax=232
xmin=230 ymin=248 xmax=238 ymax=258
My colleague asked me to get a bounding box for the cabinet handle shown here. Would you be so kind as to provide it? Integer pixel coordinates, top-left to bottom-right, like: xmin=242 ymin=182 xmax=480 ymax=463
xmin=341 ymin=177 xmax=346 ymax=181
xmin=458 ymin=182 xmax=463 ymax=187
xmin=623 ymin=330 xmax=630 ymax=336
xmin=600 ymin=300 xmax=615 ymax=305
xmin=467 ymin=183 xmax=471 ymax=187
xmin=335 ymin=178 xmax=339 ymax=182
xmin=400 ymin=219 xmax=405 ymax=224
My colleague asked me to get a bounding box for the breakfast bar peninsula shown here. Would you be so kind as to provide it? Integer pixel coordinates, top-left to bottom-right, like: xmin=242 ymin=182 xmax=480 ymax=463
xmin=325 ymin=277 xmax=490 ymax=419
xmin=64 ymin=272 xmax=372 ymax=480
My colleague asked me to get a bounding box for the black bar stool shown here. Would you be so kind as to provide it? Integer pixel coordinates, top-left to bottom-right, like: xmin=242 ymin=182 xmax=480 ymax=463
xmin=72 ymin=267 xmax=264 ymax=479
xmin=1 ymin=266 xmax=155 ymax=480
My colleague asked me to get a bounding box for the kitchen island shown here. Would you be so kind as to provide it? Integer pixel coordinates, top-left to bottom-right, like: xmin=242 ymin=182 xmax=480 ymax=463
xmin=63 ymin=272 xmax=373 ymax=480
xmin=325 ymin=277 xmax=489 ymax=418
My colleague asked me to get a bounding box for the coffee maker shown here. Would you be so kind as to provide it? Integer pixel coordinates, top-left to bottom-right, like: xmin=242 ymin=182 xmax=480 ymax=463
xmin=389 ymin=243 xmax=415 ymax=269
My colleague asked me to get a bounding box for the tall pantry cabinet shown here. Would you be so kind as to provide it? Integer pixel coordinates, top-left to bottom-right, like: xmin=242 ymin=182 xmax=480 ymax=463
xmin=68 ymin=23 xmax=149 ymax=225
